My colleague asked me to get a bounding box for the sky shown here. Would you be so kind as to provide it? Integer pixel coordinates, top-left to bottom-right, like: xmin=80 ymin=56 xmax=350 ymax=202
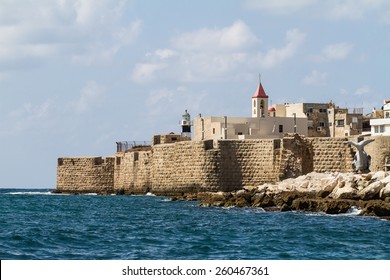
xmin=0 ymin=0 xmax=389 ymax=188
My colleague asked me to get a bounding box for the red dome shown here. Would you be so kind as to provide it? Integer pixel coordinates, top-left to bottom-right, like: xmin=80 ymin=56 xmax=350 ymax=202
xmin=268 ymin=106 xmax=276 ymax=112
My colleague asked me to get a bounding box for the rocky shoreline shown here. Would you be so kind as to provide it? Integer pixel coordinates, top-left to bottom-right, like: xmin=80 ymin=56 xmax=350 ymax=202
xmin=172 ymin=171 xmax=390 ymax=220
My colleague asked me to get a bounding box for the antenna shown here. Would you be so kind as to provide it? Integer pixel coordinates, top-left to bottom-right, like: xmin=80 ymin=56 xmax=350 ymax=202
xmin=259 ymin=73 xmax=262 ymax=84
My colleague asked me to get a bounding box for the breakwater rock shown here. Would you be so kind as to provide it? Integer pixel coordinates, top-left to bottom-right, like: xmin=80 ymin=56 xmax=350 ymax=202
xmin=195 ymin=172 xmax=390 ymax=219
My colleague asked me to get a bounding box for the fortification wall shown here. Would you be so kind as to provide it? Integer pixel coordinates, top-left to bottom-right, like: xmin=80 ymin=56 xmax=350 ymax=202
xmin=214 ymin=139 xmax=281 ymax=189
xmin=149 ymin=140 xmax=215 ymax=195
xmin=56 ymin=136 xmax=389 ymax=195
xmin=57 ymin=157 xmax=114 ymax=194
xmin=114 ymin=151 xmax=152 ymax=194
xmin=308 ymin=137 xmax=355 ymax=173
xmin=364 ymin=136 xmax=390 ymax=172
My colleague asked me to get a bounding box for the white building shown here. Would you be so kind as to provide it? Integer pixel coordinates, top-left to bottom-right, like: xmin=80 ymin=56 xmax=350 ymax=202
xmin=370 ymin=100 xmax=390 ymax=136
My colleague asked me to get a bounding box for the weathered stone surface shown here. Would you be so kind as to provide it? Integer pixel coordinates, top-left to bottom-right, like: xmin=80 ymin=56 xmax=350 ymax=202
xmin=379 ymin=183 xmax=390 ymax=200
xmin=329 ymin=180 xmax=359 ymax=200
xmin=56 ymin=136 xmax=390 ymax=197
xmin=197 ymin=171 xmax=390 ymax=219
xmin=358 ymin=181 xmax=385 ymax=200
xmin=56 ymin=157 xmax=115 ymax=194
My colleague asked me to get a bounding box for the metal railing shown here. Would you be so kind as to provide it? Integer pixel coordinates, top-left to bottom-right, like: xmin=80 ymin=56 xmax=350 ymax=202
xmin=116 ymin=141 xmax=152 ymax=153
xmin=348 ymin=108 xmax=363 ymax=114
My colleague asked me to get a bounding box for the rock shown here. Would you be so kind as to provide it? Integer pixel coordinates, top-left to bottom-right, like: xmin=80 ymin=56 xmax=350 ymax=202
xmin=380 ymin=175 xmax=390 ymax=185
xmin=363 ymin=173 xmax=372 ymax=181
xmin=243 ymin=186 xmax=258 ymax=192
xmin=251 ymin=192 xmax=266 ymax=207
xmin=329 ymin=181 xmax=358 ymax=200
xmin=372 ymin=171 xmax=387 ymax=181
xmin=360 ymin=200 xmax=390 ymax=217
xmin=236 ymin=189 xmax=246 ymax=195
xmin=322 ymin=175 xmax=340 ymax=194
xmin=358 ymin=181 xmax=384 ymax=200
xmin=379 ymin=183 xmax=390 ymax=200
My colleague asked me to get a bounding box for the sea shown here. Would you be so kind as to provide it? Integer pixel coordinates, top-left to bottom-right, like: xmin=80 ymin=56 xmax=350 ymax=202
xmin=0 ymin=188 xmax=389 ymax=260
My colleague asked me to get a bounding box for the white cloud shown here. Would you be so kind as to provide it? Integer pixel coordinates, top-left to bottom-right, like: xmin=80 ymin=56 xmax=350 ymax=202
xmin=171 ymin=20 xmax=260 ymax=52
xmin=259 ymin=28 xmax=306 ymax=68
xmin=74 ymin=81 xmax=105 ymax=113
xmin=0 ymin=0 xmax=141 ymax=70
xmin=302 ymin=70 xmax=328 ymax=86
xmin=146 ymin=49 xmax=177 ymax=60
xmin=245 ymin=0 xmax=390 ymax=24
xmin=355 ymin=85 xmax=371 ymax=96
xmin=145 ymin=87 xmax=207 ymax=118
xmin=131 ymin=63 xmax=167 ymax=84
xmin=310 ymin=43 xmax=353 ymax=62
xmin=7 ymin=99 xmax=52 ymax=132
xmin=326 ymin=0 xmax=389 ymax=21
xmin=132 ymin=22 xmax=305 ymax=83
xmin=244 ymin=0 xmax=316 ymax=14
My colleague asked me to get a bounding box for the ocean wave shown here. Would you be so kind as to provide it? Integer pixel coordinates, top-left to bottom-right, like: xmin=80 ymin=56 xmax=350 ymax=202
xmin=7 ymin=191 xmax=58 ymax=195
xmin=344 ymin=206 xmax=362 ymax=216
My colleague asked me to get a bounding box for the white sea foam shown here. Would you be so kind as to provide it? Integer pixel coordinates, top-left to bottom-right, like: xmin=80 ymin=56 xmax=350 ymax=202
xmin=8 ymin=191 xmax=54 ymax=195
xmin=145 ymin=192 xmax=156 ymax=196
xmin=344 ymin=206 xmax=362 ymax=216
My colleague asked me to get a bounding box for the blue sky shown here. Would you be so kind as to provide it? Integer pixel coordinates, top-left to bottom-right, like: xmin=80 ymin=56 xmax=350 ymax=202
xmin=0 ymin=0 xmax=389 ymax=188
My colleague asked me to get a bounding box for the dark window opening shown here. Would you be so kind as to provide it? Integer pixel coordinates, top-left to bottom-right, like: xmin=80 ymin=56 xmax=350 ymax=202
xmin=279 ymin=125 xmax=283 ymax=133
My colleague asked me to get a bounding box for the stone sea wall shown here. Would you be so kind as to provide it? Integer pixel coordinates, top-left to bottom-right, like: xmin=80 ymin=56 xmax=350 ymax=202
xmin=57 ymin=157 xmax=115 ymax=194
xmin=56 ymin=136 xmax=387 ymax=195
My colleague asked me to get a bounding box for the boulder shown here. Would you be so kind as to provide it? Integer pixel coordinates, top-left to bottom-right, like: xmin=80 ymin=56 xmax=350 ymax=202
xmin=329 ymin=181 xmax=358 ymax=200
xmin=379 ymin=183 xmax=390 ymax=200
xmin=358 ymin=181 xmax=385 ymax=200
xmin=380 ymin=175 xmax=390 ymax=185
xmin=372 ymin=171 xmax=387 ymax=181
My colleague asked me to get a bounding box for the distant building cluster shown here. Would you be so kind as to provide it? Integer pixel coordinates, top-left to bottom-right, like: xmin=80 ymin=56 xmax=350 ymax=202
xmin=153 ymin=80 xmax=389 ymax=143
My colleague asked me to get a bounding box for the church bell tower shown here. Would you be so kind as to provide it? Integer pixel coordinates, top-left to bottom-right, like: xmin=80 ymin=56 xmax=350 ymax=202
xmin=252 ymin=77 xmax=269 ymax=118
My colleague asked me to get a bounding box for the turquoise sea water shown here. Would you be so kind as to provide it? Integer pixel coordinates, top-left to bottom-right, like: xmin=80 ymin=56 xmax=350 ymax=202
xmin=0 ymin=188 xmax=389 ymax=260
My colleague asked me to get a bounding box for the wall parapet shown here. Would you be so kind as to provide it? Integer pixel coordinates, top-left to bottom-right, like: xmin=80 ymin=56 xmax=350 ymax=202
xmin=56 ymin=135 xmax=386 ymax=195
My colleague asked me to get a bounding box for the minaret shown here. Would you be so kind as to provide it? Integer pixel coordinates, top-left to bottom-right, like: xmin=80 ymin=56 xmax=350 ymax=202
xmin=252 ymin=76 xmax=269 ymax=118
xmin=180 ymin=109 xmax=192 ymax=138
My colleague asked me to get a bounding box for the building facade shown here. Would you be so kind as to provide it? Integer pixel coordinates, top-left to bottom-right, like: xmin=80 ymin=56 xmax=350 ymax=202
xmin=193 ymin=82 xmax=308 ymax=141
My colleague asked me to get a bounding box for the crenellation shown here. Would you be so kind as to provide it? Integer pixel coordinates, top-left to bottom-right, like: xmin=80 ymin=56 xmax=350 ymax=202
xmin=56 ymin=136 xmax=388 ymax=195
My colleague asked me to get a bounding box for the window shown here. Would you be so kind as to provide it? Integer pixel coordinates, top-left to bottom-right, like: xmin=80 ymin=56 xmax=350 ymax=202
xmin=279 ymin=125 xmax=283 ymax=133
xmin=336 ymin=120 xmax=345 ymax=127
xmin=329 ymin=122 xmax=332 ymax=127
xmin=308 ymin=121 xmax=314 ymax=128
xmin=319 ymin=108 xmax=327 ymax=113
xmin=116 ymin=157 xmax=121 ymax=165
xmin=352 ymin=117 xmax=358 ymax=123
xmin=253 ymin=100 xmax=256 ymax=107
xmin=319 ymin=121 xmax=325 ymax=127
xmin=386 ymin=112 xmax=390 ymax=118
xmin=238 ymin=132 xmax=243 ymax=135
xmin=212 ymin=128 xmax=216 ymax=134
xmin=307 ymin=107 xmax=313 ymax=114
xmin=380 ymin=125 xmax=385 ymax=133
xmin=375 ymin=126 xmax=379 ymax=133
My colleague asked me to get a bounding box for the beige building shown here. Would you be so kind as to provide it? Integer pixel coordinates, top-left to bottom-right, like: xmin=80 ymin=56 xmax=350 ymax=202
xmin=272 ymin=101 xmax=363 ymax=138
xmin=328 ymin=107 xmax=363 ymax=137
xmin=193 ymin=82 xmax=308 ymax=141
xmin=273 ymin=102 xmax=331 ymax=137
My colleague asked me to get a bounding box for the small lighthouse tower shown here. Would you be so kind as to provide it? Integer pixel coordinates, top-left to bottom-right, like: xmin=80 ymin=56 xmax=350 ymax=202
xmin=252 ymin=76 xmax=269 ymax=118
xmin=180 ymin=109 xmax=192 ymax=138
